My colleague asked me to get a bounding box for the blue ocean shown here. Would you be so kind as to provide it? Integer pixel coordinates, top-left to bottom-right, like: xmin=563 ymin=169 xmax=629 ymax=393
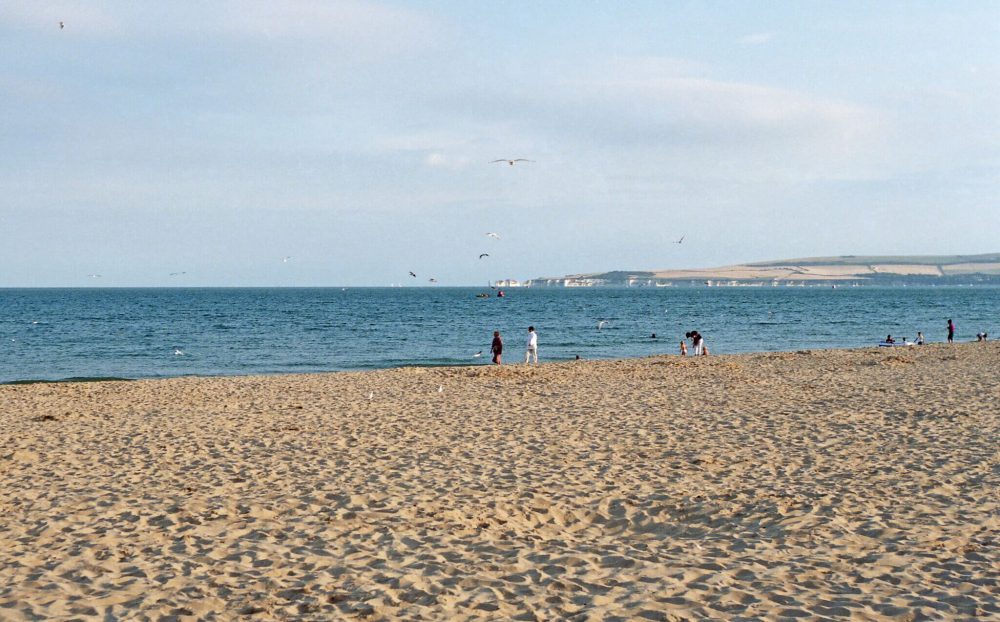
xmin=1 ymin=287 xmax=997 ymax=383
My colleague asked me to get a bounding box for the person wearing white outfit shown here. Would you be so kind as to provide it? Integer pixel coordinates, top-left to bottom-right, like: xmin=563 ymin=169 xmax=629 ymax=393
xmin=687 ymin=331 xmax=703 ymax=356
xmin=525 ymin=326 xmax=538 ymax=364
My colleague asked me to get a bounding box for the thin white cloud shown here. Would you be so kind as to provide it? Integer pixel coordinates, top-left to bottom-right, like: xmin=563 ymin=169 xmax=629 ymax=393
xmin=1 ymin=1 xmax=438 ymax=55
xmin=423 ymin=152 xmax=474 ymax=170
xmin=738 ymin=32 xmax=774 ymax=45
xmin=0 ymin=2 xmax=117 ymax=34
xmin=528 ymin=69 xmax=893 ymax=182
xmin=217 ymin=0 xmax=436 ymax=44
xmin=374 ymin=128 xmax=514 ymax=171
xmin=591 ymin=76 xmax=877 ymax=130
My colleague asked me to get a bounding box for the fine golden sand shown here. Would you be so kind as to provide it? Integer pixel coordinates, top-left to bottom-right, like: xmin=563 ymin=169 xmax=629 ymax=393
xmin=1 ymin=344 xmax=998 ymax=620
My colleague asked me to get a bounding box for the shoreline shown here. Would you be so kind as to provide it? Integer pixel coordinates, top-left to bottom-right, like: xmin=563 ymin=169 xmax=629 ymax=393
xmin=2 ymin=340 xmax=991 ymax=386
xmin=2 ymin=342 xmax=997 ymax=619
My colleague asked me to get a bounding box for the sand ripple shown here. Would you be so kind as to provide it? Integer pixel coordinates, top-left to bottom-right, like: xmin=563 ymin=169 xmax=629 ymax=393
xmin=1 ymin=344 xmax=998 ymax=620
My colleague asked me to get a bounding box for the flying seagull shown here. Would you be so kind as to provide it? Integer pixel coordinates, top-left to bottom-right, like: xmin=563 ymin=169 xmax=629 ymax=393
xmin=173 ymin=348 xmax=185 ymax=356
xmin=428 ymin=278 xmax=438 ymax=283
xmin=87 ymin=274 xmax=101 ymax=278
xmin=169 ymin=271 xmax=186 ymax=276
xmin=597 ymin=320 xmax=609 ymax=330
xmin=491 ymin=159 xmax=533 ymax=166
xmin=478 ymin=253 xmax=489 ymax=259
xmin=486 ymin=232 xmax=501 ymax=239
xmin=409 ymin=271 xmax=417 ymax=278
xmin=674 ymin=235 xmax=685 ymax=244
xmin=59 ymin=21 xmax=64 ymax=29
xmin=473 ymin=351 xmax=483 ymax=358
xmin=282 ymin=256 xmax=293 ymax=262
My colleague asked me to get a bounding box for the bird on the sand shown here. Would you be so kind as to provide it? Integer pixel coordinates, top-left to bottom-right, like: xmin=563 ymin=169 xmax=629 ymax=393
xmin=437 ymin=385 xmax=443 ymax=393
xmin=491 ymin=159 xmax=533 ymax=166
xmin=367 ymin=391 xmax=374 ymax=400
xmin=479 ymin=253 xmax=489 ymax=259
xmin=486 ymin=232 xmax=501 ymax=239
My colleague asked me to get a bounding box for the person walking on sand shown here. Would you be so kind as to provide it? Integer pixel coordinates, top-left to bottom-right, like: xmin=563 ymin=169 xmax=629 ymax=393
xmin=491 ymin=331 xmax=503 ymax=365
xmin=947 ymin=319 xmax=955 ymax=343
xmin=525 ymin=326 xmax=538 ymax=365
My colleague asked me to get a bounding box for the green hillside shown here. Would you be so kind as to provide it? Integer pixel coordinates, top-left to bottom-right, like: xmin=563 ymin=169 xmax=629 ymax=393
xmin=747 ymin=253 xmax=1000 ymax=267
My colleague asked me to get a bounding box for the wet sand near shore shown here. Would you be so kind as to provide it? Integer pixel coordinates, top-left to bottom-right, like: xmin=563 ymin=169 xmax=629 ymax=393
xmin=1 ymin=344 xmax=997 ymax=620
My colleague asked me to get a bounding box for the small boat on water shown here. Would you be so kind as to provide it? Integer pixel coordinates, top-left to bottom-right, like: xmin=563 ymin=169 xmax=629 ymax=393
xmin=476 ymin=293 xmax=490 ymax=298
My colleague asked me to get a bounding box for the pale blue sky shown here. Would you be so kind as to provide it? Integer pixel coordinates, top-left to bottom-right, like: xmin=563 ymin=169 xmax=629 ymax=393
xmin=2 ymin=1 xmax=998 ymax=286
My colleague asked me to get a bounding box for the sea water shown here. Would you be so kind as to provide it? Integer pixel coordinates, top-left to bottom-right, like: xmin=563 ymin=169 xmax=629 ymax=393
xmin=1 ymin=287 xmax=997 ymax=383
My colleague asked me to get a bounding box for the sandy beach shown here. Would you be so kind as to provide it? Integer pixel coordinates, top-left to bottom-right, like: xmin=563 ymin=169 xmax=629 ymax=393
xmin=1 ymin=343 xmax=997 ymax=620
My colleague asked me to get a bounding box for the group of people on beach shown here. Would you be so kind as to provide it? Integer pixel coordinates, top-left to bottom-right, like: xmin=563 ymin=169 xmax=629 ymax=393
xmin=881 ymin=319 xmax=992 ymax=346
xmin=884 ymin=332 xmax=924 ymax=345
xmin=682 ymin=331 xmax=708 ymax=356
xmin=489 ymin=326 xmax=537 ymax=365
xmin=487 ymin=315 xmax=991 ymax=366
xmin=947 ymin=319 xmax=988 ymax=342
xmin=487 ymin=326 xmax=708 ymax=365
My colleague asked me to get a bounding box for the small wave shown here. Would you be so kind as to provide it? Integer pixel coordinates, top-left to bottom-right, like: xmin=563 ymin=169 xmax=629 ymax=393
xmin=3 ymin=376 xmax=135 ymax=385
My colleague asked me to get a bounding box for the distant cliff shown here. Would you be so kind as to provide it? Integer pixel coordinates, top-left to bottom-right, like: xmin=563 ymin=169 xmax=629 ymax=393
xmin=530 ymin=253 xmax=1000 ymax=287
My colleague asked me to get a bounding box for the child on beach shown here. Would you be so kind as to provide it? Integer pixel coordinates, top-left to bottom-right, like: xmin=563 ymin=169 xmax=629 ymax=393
xmin=680 ymin=340 xmax=687 ymax=356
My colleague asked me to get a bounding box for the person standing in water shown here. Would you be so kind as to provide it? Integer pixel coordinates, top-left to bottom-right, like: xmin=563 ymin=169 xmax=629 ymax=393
xmin=490 ymin=331 xmax=503 ymax=365
xmin=525 ymin=326 xmax=538 ymax=365
xmin=947 ymin=319 xmax=955 ymax=343
xmin=916 ymin=331 xmax=925 ymax=345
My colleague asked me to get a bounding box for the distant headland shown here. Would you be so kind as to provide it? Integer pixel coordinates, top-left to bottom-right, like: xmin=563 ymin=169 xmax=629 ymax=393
xmin=522 ymin=253 xmax=1000 ymax=287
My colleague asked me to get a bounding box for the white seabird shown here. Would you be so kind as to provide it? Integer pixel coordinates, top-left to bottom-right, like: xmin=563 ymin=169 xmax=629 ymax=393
xmin=491 ymin=159 xmax=533 ymax=166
